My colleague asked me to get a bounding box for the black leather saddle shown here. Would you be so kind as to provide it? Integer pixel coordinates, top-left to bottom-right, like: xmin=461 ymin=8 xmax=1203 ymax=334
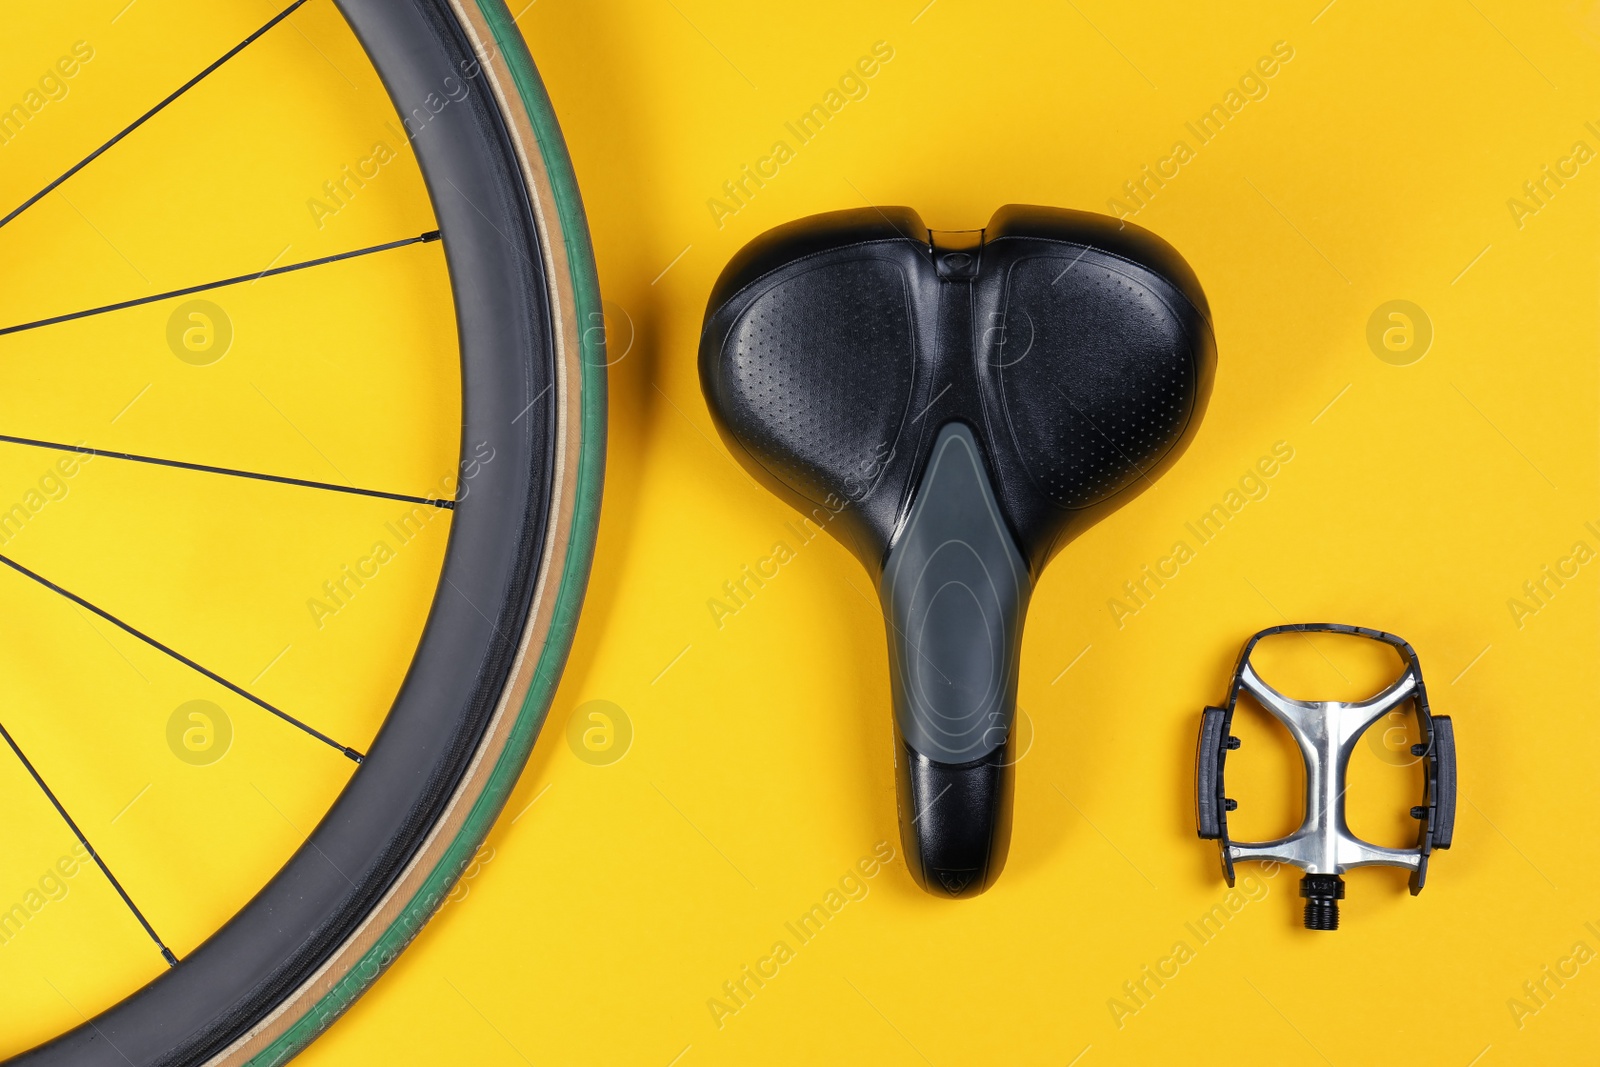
xmin=699 ymin=205 xmax=1215 ymax=896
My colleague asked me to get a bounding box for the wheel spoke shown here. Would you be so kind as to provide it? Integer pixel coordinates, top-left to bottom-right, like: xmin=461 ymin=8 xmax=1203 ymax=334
xmin=0 ymin=717 xmax=178 ymax=966
xmin=0 ymin=551 xmax=364 ymax=762
xmin=0 ymin=231 xmax=442 ymax=339
xmin=0 ymin=0 xmax=311 ymax=232
xmin=0 ymin=434 xmax=455 ymax=509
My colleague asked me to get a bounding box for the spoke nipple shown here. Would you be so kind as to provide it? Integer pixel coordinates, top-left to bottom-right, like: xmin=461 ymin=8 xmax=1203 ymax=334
xmin=162 ymin=947 xmax=179 ymax=967
xmin=1411 ymin=743 xmax=1427 ymax=756
xmin=1411 ymin=805 xmax=1427 ymax=819
xmin=1223 ymin=798 xmax=1238 ymax=812
xmin=1225 ymin=736 xmax=1242 ymax=750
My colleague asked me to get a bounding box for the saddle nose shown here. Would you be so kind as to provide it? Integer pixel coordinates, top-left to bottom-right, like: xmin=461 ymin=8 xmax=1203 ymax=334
xmin=700 ymin=204 xmax=1214 ymax=896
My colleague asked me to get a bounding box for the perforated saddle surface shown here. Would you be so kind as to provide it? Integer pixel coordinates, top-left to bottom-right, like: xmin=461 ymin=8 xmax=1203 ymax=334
xmin=701 ymin=205 xmax=1215 ymax=896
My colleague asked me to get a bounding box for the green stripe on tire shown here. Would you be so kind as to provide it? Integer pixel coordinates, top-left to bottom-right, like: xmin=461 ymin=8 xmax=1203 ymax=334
xmin=247 ymin=1 xmax=605 ymax=1060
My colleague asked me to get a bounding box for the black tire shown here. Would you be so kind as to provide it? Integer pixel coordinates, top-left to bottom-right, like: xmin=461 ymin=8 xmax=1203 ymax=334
xmin=11 ymin=2 xmax=605 ymax=1063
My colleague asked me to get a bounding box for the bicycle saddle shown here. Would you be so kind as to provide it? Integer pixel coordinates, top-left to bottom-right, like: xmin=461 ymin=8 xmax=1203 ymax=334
xmin=699 ymin=205 xmax=1215 ymax=896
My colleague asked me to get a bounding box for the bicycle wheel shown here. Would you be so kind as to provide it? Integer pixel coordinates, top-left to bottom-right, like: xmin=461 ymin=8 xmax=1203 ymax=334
xmin=0 ymin=1 xmax=603 ymax=1063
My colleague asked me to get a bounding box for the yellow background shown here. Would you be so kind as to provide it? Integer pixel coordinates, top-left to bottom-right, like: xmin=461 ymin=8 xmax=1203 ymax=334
xmin=4 ymin=0 xmax=1600 ymax=1064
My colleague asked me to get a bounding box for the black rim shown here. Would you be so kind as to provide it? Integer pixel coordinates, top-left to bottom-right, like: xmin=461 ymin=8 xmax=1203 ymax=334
xmin=14 ymin=2 xmax=559 ymax=1063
